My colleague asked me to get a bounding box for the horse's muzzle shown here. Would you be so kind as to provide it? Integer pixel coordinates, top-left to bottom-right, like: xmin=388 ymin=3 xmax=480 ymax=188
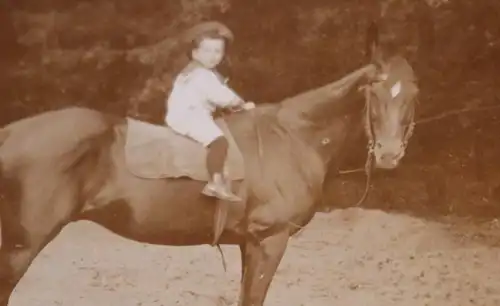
xmin=373 ymin=142 xmax=405 ymax=170
xmin=375 ymin=153 xmax=401 ymax=169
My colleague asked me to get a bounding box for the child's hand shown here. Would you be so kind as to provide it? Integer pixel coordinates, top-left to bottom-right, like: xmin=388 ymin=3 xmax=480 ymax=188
xmin=229 ymin=101 xmax=255 ymax=113
xmin=242 ymin=102 xmax=256 ymax=110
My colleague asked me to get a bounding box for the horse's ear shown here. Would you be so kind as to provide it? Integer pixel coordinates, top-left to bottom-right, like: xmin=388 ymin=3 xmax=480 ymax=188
xmin=365 ymin=20 xmax=382 ymax=64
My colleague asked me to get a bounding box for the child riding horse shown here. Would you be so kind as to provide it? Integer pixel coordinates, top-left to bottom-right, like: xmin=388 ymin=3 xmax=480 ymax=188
xmin=165 ymin=22 xmax=255 ymax=202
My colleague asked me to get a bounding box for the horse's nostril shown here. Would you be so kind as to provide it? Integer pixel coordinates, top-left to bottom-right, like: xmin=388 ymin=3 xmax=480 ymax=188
xmin=381 ymin=153 xmax=392 ymax=161
xmin=381 ymin=152 xmax=401 ymax=163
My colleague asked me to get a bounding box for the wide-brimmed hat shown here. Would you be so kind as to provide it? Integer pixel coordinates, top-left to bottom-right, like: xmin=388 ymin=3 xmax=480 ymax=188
xmin=181 ymin=21 xmax=234 ymax=44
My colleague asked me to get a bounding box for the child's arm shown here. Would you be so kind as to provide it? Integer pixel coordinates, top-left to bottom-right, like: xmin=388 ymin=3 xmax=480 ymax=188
xmin=193 ymin=70 xmax=245 ymax=108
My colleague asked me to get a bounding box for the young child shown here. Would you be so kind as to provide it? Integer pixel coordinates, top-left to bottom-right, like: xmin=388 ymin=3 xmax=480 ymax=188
xmin=165 ymin=22 xmax=255 ymax=202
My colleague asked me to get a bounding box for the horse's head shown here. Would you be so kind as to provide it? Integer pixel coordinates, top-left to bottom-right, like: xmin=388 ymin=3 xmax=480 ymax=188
xmin=363 ymin=23 xmax=419 ymax=169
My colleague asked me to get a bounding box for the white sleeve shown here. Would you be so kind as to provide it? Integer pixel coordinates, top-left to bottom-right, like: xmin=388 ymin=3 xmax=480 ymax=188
xmin=191 ymin=69 xmax=243 ymax=108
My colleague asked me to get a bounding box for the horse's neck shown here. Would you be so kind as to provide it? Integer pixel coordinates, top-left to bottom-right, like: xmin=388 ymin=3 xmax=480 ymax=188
xmin=279 ymin=64 xmax=373 ymax=122
xmin=276 ymin=67 xmax=368 ymax=138
xmin=275 ymin=70 xmax=369 ymax=167
xmin=224 ymin=74 xmax=367 ymax=166
xmin=225 ymin=64 xmax=373 ymax=134
xmin=224 ymin=102 xmax=361 ymax=191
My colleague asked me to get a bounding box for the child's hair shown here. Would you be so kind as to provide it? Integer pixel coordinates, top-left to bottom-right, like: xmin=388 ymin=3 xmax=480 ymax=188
xmin=185 ymin=31 xmax=232 ymax=68
xmin=174 ymin=22 xmax=234 ymax=75
xmin=189 ymin=30 xmax=230 ymax=51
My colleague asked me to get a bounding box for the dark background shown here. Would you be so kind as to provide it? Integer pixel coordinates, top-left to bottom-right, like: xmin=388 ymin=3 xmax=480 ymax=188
xmin=1 ymin=0 xmax=499 ymax=220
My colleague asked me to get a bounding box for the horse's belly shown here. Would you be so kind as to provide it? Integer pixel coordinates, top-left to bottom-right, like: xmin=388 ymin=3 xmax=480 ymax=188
xmin=81 ymin=178 xmax=244 ymax=246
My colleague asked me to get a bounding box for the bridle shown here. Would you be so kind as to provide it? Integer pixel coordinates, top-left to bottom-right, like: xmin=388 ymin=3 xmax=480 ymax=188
xmin=350 ymin=76 xmax=417 ymax=206
xmin=363 ymin=78 xmax=417 ymax=153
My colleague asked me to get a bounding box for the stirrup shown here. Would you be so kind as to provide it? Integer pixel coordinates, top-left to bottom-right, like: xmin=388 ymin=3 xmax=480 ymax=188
xmin=202 ymin=182 xmax=241 ymax=202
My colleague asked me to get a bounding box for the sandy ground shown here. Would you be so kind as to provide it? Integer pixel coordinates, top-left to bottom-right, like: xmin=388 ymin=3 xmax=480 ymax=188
xmin=9 ymin=208 xmax=500 ymax=306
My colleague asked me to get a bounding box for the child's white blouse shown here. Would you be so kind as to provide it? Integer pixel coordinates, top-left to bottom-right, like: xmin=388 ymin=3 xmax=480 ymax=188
xmin=165 ymin=67 xmax=241 ymax=128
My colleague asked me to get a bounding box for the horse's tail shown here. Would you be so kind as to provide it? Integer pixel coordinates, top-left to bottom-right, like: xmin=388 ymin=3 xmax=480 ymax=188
xmin=0 ymin=127 xmax=28 ymax=249
xmin=0 ymin=128 xmax=8 ymax=146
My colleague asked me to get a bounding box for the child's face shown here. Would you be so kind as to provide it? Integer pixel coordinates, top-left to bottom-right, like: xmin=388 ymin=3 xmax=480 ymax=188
xmin=192 ymin=37 xmax=225 ymax=69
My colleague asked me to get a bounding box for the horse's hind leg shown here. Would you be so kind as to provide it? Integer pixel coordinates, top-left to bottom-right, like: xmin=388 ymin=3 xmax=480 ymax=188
xmin=0 ymin=246 xmax=48 ymax=306
xmin=0 ymin=229 xmax=66 ymax=306
xmin=0 ymin=177 xmax=78 ymax=305
xmin=238 ymin=226 xmax=289 ymax=306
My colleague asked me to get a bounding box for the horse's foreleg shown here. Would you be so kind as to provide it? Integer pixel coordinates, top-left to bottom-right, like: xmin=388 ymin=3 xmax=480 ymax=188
xmin=238 ymin=228 xmax=289 ymax=306
xmin=239 ymin=243 xmax=246 ymax=284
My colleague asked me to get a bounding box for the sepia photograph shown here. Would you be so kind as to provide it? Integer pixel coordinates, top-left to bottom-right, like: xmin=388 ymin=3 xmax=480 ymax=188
xmin=0 ymin=0 xmax=499 ymax=305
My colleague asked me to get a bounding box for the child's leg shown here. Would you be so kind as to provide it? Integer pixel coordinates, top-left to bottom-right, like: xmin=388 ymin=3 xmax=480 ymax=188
xmin=206 ymin=136 xmax=229 ymax=178
xmin=184 ymin=117 xmax=241 ymax=202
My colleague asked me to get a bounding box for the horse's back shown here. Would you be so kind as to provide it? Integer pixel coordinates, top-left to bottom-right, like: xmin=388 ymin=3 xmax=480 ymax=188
xmin=4 ymin=107 xmax=105 ymax=131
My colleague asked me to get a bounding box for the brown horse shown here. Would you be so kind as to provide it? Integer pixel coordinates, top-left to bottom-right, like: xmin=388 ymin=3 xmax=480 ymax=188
xmin=0 ymin=22 xmax=418 ymax=305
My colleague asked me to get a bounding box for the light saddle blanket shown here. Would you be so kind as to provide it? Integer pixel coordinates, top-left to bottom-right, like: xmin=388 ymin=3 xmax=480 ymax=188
xmin=124 ymin=118 xmax=245 ymax=181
